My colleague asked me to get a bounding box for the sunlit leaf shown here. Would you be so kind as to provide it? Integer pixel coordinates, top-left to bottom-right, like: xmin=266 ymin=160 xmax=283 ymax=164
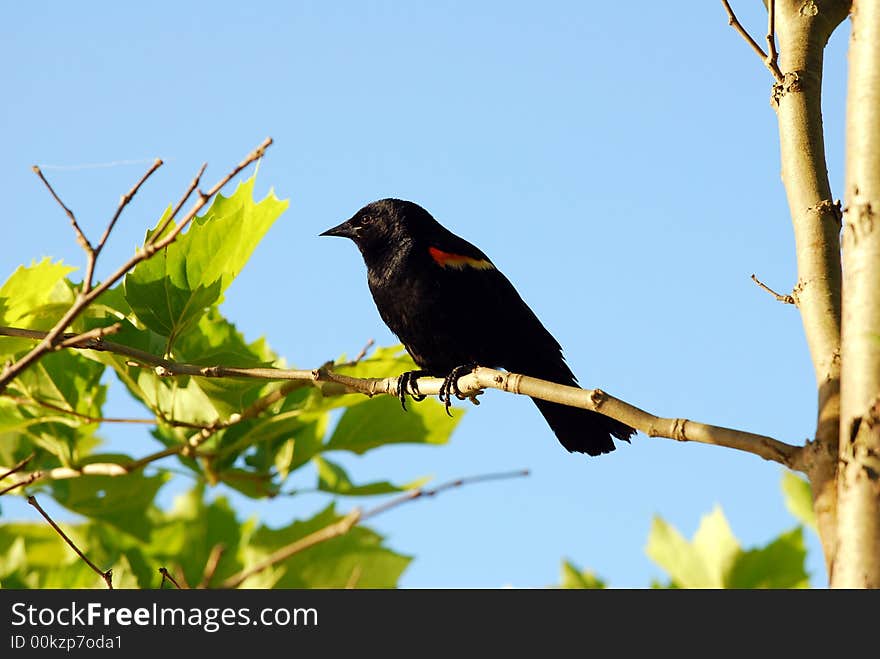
xmin=124 ymin=176 xmax=287 ymax=347
xmin=781 ymin=471 xmax=816 ymax=531
xmin=245 ymin=503 xmax=410 ymax=588
xmin=50 ymin=460 xmax=170 ymax=541
xmin=313 ymin=456 xmax=428 ymax=496
xmin=327 ymin=395 xmax=461 ymax=455
xmin=559 ymin=559 xmax=606 ymax=589
xmin=726 ymin=528 xmax=809 ymax=588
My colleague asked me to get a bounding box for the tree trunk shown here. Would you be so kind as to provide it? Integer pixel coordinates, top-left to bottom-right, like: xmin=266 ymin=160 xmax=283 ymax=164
xmin=773 ymin=0 xmax=849 ymax=579
xmin=834 ymin=0 xmax=880 ymax=588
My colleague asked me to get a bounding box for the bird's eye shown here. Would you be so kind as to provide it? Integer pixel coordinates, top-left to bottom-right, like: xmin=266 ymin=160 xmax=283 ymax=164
xmin=359 ymin=214 xmax=373 ymax=225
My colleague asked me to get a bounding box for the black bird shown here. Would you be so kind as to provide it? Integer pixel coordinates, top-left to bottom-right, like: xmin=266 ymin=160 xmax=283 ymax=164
xmin=321 ymin=199 xmax=634 ymax=456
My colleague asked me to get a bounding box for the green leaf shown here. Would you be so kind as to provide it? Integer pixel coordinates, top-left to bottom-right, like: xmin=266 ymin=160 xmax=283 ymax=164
xmin=326 ymin=395 xmax=461 ymax=454
xmin=646 ymin=516 xmax=711 ymax=588
xmin=11 ymin=350 xmax=106 ymax=419
xmin=313 ymin=456 xmax=428 ymax=496
xmin=336 ymin=345 xmax=417 ymax=379
xmin=246 ymin=503 xmax=410 ymax=588
xmin=0 ymin=258 xmax=77 ymax=328
xmin=175 ymin=309 xmax=276 ymax=416
xmin=90 ymin=321 xmax=220 ymax=427
xmin=50 ymin=462 xmax=170 ymax=541
xmin=726 ymin=528 xmax=809 ymax=588
xmin=146 ymin=486 xmax=248 ymax=588
xmin=559 ymin=559 xmax=606 ymax=589
xmin=2 ymin=350 xmax=107 ymax=466
xmin=692 ymin=506 xmax=740 ymax=586
xmin=124 ymin=175 xmax=288 ymax=348
xmin=781 ymin=471 xmax=816 ymax=531
xmin=645 ymin=507 xmax=740 ymax=588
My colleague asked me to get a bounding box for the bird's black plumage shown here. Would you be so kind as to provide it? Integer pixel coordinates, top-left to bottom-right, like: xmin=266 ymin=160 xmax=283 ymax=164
xmin=321 ymin=199 xmax=634 ymax=456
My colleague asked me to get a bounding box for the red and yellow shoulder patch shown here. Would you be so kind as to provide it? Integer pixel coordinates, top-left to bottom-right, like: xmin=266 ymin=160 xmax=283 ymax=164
xmin=428 ymin=246 xmax=494 ymax=270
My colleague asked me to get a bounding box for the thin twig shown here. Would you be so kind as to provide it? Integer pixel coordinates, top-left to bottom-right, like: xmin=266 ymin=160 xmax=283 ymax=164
xmin=345 ymin=565 xmax=362 ymax=590
xmin=720 ymin=0 xmax=784 ymax=82
xmin=360 ymin=470 xmax=531 ymax=521
xmin=150 ymin=163 xmax=207 ymax=245
xmin=765 ymin=0 xmax=781 ymax=78
xmin=0 ymin=453 xmax=35 ymax=482
xmin=158 ymin=567 xmax=182 ymax=589
xmin=198 ymin=544 xmax=227 ymax=589
xmin=0 ymin=323 xmax=806 ymax=471
xmin=27 ymin=495 xmax=113 ymax=589
xmin=95 ymin=158 xmax=163 ymax=254
xmin=0 ymin=472 xmax=42 ymax=496
xmin=0 ymin=463 xmax=132 ymax=496
xmin=81 ymin=159 xmax=163 ymax=291
xmin=3 ymin=395 xmax=156 ymax=425
xmin=0 ymin=138 xmax=272 ymax=395
xmin=55 ymin=323 xmax=122 ymax=349
xmin=352 ymin=338 xmax=375 ymax=364
xmin=220 ymin=510 xmax=362 ymax=589
xmin=0 ymin=377 xmax=306 ymax=493
xmin=219 ymin=469 xmax=530 ymax=589
xmin=31 ymin=166 xmax=92 ymax=253
xmin=751 ymin=273 xmax=797 ymax=305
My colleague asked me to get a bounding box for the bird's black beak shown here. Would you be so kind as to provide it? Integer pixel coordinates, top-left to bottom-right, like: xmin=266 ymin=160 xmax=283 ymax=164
xmin=319 ymin=220 xmax=355 ymax=239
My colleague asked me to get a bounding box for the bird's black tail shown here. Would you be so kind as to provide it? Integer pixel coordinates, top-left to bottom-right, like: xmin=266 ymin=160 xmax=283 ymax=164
xmin=532 ymin=397 xmax=634 ymax=456
xmin=510 ymin=353 xmax=635 ymax=456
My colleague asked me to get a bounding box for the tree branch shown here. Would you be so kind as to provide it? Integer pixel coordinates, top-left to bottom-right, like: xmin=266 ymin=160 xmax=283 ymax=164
xmin=720 ymin=0 xmax=784 ymax=81
xmin=219 ymin=469 xmax=529 ymax=589
xmin=763 ymin=0 xmax=850 ymax=581
xmin=31 ymin=165 xmax=92 ymax=254
xmin=0 ymin=324 xmax=807 ymax=472
xmin=836 ymin=0 xmax=880 ymax=588
xmin=0 ymin=453 xmax=34 ymax=482
xmin=0 ymin=137 xmax=273 ymax=395
xmin=751 ymin=273 xmax=797 ymax=305
xmin=3 ymin=394 xmax=157 ymax=425
xmin=766 ymin=0 xmax=781 ymax=77
xmin=27 ymin=495 xmax=113 ymax=589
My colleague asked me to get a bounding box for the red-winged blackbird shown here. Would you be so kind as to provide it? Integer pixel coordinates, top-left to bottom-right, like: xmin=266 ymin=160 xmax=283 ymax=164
xmin=321 ymin=199 xmax=634 ymax=456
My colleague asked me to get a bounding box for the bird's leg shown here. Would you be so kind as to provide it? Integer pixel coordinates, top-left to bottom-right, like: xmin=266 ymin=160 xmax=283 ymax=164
xmin=438 ymin=363 xmax=478 ymax=416
xmin=396 ymin=370 xmax=429 ymax=411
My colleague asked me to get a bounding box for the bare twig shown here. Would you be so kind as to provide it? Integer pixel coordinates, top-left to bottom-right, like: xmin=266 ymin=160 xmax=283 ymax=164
xmin=0 ymin=323 xmax=806 ymax=471
xmin=31 ymin=166 xmax=92 ymax=253
xmin=751 ymin=273 xmax=796 ymax=305
xmin=359 ymin=470 xmax=530 ymax=522
xmin=720 ymin=0 xmax=784 ymax=82
xmin=0 ymin=463 xmax=131 ymax=496
xmin=352 ymin=338 xmax=375 ymax=364
xmin=0 ymin=453 xmax=34 ymax=482
xmin=0 ymin=138 xmax=272 ymax=395
xmin=198 ymin=544 xmax=227 ymax=589
xmin=55 ymin=323 xmax=122 ymax=349
xmin=27 ymin=495 xmax=113 ymax=589
xmin=0 ymin=376 xmax=306 ymax=493
xmin=219 ymin=469 xmax=530 ymax=589
xmin=0 ymin=472 xmax=43 ymax=496
xmin=82 ymin=159 xmax=163 ymax=291
xmin=150 ymin=163 xmax=207 ymax=245
xmin=158 ymin=567 xmax=182 ymax=589
xmin=3 ymin=395 xmax=156 ymax=425
xmin=95 ymin=158 xmax=163 ymax=254
xmin=220 ymin=510 xmax=362 ymax=589
xmin=766 ymin=0 xmax=780 ymax=77
xmin=345 ymin=565 xmax=362 ymax=590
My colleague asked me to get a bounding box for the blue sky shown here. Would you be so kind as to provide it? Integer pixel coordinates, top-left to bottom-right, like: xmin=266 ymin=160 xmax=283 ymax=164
xmin=1 ymin=2 xmax=850 ymax=587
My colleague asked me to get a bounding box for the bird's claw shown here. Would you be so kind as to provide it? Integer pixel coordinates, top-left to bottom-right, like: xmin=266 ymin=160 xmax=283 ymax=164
xmin=438 ymin=363 xmax=477 ymax=417
xmin=397 ymin=370 xmax=428 ymax=411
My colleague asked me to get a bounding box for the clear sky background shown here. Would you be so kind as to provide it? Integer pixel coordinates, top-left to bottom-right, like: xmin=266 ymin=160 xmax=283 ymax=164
xmin=1 ymin=2 xmax=851 ymax=587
